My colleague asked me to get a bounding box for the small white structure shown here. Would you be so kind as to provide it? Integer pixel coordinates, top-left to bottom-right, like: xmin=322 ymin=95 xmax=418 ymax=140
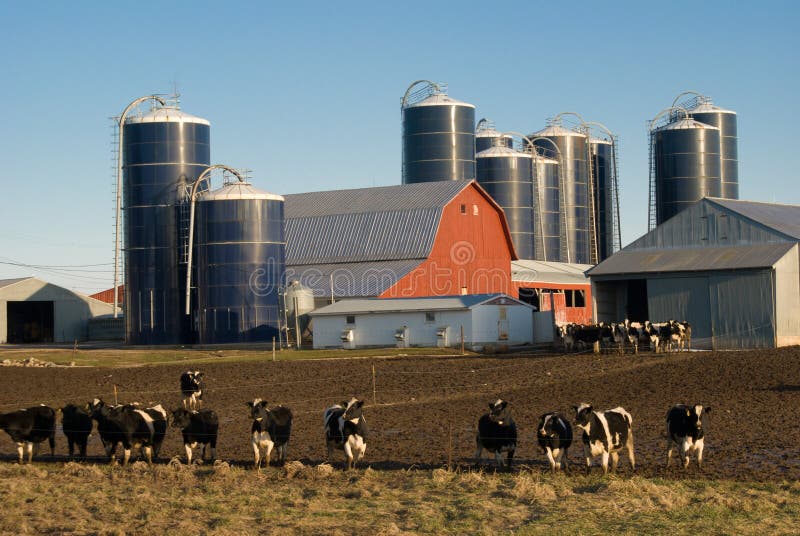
xmin=310 ymin=294 xmax=533 ymax=350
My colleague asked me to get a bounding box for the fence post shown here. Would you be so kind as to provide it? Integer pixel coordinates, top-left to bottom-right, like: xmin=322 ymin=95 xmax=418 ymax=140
xmin=372 ymin=364 xmax=377 ymax=405
xmin=460 ymin=325 xmax=465 ymax=355
xmin=113 ymin=384 xmax=118 ymax=405
xmin=272 ymin=337 xmax=276 ymax=361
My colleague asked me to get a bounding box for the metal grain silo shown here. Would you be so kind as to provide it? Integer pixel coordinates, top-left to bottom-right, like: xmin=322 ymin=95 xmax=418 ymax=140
xmin=195 ymin=182 xmax=286 ymax=344
xmin=687 ymin=101 xmax=738 ymax=199
xmin=402 ymin=81 xmax=476 ymax=183
xmin=123 ymin=106 xmax=210 ymax=344
xmin=475 ymin=119 xmax=513 ymax=153
xmin=476 ymin=143 xmax=534 ymax=258
xmin=529 ymin=125 xmax=590 ymax=264
xmin=531 ymin=153 xmax=561 ymax=262
xmin=652 ymin=118 xmax=721 ymax=224
xmin=591 ymin=138 xmax=614 ymax=262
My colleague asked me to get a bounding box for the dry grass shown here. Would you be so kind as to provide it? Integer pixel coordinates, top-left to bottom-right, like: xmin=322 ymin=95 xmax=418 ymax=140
xmin=1 ymin=463 xmax=795 ymax=535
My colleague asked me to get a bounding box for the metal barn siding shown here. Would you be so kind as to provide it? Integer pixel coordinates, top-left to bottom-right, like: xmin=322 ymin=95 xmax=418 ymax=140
xmin=647 ymin=277 xmax=713 ymax=348
xmin=475 ymin=127 xmax=513 ymax=153
xmin=402 ymin=93 xmax=476 ymax=183
xmin=774 ymin=246 xmax=800 ymax=345
xmin=532 ymin=155 xmax=561 ymax=261
xmin=123 ymin=107 xmax=210 ymax=344
xmin=709 ymin=271 xmax=775 ymax=349
xmin=196 ymin=183 xmax=285 ymax=344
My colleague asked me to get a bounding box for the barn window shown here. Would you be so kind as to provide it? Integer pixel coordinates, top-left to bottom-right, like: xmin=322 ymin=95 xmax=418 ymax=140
xmin=346 ymin=315 xmax=355 ymax=325
xmin=719 ymin=214 xmax=728 ymax=240
xmin=460 ymin=203 xmax=467 ymax=214
xmin=565 ymin=290 xmax=585 ymax=308
xmin=461 ymin=286 xmax=468 ymax=295
xmin=473 ymin=204 xmax=479 ymax=215
xmin=425 ymin=312 xmax=435 ymax=323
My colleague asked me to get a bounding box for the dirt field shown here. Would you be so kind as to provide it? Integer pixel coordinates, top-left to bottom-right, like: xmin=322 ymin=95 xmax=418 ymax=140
xmin=1 ymin=346 xmax=799 ymax=480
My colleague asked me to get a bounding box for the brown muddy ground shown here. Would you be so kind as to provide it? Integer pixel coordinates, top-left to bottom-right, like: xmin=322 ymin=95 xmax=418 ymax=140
xmin=0 ymin=346 xmax=798 ymax=480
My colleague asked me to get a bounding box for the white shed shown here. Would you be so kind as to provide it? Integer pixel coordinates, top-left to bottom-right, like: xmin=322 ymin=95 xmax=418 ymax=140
xmin=309 ymin=294 xmax=533 ymax=350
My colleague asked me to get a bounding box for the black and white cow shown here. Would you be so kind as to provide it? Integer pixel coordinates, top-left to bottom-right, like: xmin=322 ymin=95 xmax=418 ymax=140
xmin=536 ymin=412 xmax=572 ymax=473
xmin=60 ymin=404 xmax=93 ymax=459
xmin=323 ymin=398 xmax=368 ymax=470
xmin=666 ymin=404 xmax=710 ymax=470
xmin=141 ymin=404 xmax=167 ymax=460
xmin=180 ymin=371 xmax=205 ymax=410
xmin=475 ymin=399 xmax=517 ymax=470
xmin=573 ymin=403 xmax=635 ymax=474
xmin=248 ymin=399 xmax=293 ymax=469
xmin=88 ymin=399 xmax=157 ymax=466
xmin=171 ymin=408 xmax=219 ymax=465
xmin=0 ymin=405 xmax=56 ymax=464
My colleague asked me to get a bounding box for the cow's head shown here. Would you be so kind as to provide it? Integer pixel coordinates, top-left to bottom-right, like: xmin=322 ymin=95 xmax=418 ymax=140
xmin=689 ymin=404 xmax=710 ymax=432
xmin=537 ymin=412 xmax=562 ymax=437
xmin=572 ymin=403 xmax=593 ymax=430
xmin=87 ymin=398 xmax=108 ymax=418
xmin=171 ymin=408 xmax=192 ymax=428
xmin=61 ymin=403 xmax=82 ymax=417
xmin=487 ymin=399 xmax=512 ymax=426
xmin=342 ymin=398 xmax=364 ymax=422
xmin=247 ymin=398 xmax=269 ymax=420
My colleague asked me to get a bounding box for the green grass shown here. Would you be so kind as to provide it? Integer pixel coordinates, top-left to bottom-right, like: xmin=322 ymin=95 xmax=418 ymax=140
xmin=0 ymin=463 xmax=795 ymax=535
xmin=0 ymin=345 xmax=472 ymax=367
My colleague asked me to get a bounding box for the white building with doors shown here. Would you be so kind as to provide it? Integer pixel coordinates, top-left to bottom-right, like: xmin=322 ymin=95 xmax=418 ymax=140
xmin=310 ymin=294 xmax=533 ymax=350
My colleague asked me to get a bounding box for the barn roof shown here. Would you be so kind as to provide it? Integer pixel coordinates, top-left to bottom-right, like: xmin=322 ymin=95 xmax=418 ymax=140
xmin=0 ymin=277 xmax=32 ymax=290
xmin=588 ymin=242 xmax=795 ymax=276
xmin=511 ymin=260 xmax=592 ymax=285
xmin=707 ymin=198 xmax=800 ymax=241
xmin=310 ymin=294 xmax=530 ymax=316
xmin=285 ymin=260 xmax=422 ymax=298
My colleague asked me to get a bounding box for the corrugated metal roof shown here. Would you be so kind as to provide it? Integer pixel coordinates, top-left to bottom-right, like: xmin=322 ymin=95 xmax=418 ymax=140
xmin=511 ymin=260 xmax=592 ymax=285
xmin=588 ymin=243 xmax=796 ymax=277
xmin=0 ymin=277 xmax=32 ymax=290
xmin=708 ymin=198 xmax=800 ymax=241
xmin=285 ymin=260 xmax=423 ymax=297
xmin=284 ymin=181 xmax=471 ymax=265
xmin=310 ymin=293 xmax=529 ymax=316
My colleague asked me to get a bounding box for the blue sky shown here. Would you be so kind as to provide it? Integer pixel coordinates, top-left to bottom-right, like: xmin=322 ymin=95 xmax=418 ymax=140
xmin=0 ymin=1 xmax=797 ymax=293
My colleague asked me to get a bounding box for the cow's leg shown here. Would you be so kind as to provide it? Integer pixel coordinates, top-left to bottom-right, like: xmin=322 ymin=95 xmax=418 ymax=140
xmin=610 ymin=451 xmax=620 ymax=473
xmin=356 ymin=442 xmax=366 ymax=463
xmin=583 ymin=445 xmax=592 ymax=474
xmin=600 ymin=451 xmax=610 ymax=474
xmin=264 ymin=441 xmax=274 ymax=468
xmin=185 ymin=444 xmax=193 ymax=465
xmin=16 ymin=443 xmax=24 ymax=464
xmin=561 ymin=448 xmax=570 ymax=474
xmin=681 ymin=439 xmax=692 ymax=469
xmin=666 ymin=439 xmax=674 ymax=469
xmin=68 ymin=437 xmax=75 ymax=458
xmin=48 ymin=433 xmax=55 ymax=457
xmin=474 ymin=436 xmax=484 ymax=463
xmin=79 ymin=440 xmax=87 ymax=459
xmin=26 ymin=442 xmax=34 ymax=463
xmin=326 ymin=441 xmax=334 ymax=464
xmin=695 ymin=438 xmax=704 ymax=470
xmin=143 ymin=446 xmax=153 ymax=466
xmin=209 ymin=437 xmax=217 ymax=462
xmin=545 ymin=447 xmax=557 ymax=474
xmin=122 ymin=448 xmax=132 ymax=466
xmin=252 ymin=439 xmax=261 ymax=470
xmin=343 ymin=440 xmax=355 ymax=470
xmin=627 ymin=434 xmax=636 ymax=471
xmin=506 ymin=449 xmax=515 ymax=471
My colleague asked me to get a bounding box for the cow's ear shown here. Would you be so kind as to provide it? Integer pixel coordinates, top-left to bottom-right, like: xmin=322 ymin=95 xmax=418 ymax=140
xmin=571 ymin=405 xmax=578 ymax=411
xmin=341 ymin=401 xmax=349 ymax=408
xmin=705 ymin=407 xmax=711 ymax=414
xmin=246 ymin=401 xmax=254 ymax=408
xmin=501 ymin=401 xmax=509 ymax=409
xmin=260 ymin=400 xmax=268 ymax=408
xmin=356 ymin=400 xmax=364 ymax=408
xmin=488 ymin=403 xmax=494 ymax=410
xmin=197 ymin=372 xmax=204 ymax=378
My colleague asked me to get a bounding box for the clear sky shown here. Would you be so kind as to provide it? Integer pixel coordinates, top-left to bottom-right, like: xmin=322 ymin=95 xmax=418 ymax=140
xmin=0 ymin=1 xmax=797 ymax=293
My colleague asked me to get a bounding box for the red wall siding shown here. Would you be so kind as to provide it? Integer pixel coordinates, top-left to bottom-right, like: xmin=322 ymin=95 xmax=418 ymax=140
xmin=513 ymin=281 xmax=593 ymax=324
xmin=90 ymin=285 xmax=124 ymax=304
xmin=381 ymin=186 xmax=514 ymax=298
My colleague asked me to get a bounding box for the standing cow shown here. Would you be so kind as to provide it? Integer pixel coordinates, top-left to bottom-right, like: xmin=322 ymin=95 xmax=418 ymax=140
xmin=536 ymin=412 xmax=572 ymax=473
xmin=180 ymin=371 xmax=205 ymax=410
xmin=324 ymin=398 xmax=368 ymax=470
xmin=475 ymin=399 xmax=517 ymax=470
xmin=666 ymin=404 xmax=710 ymax=470
xmin=171 ymin=408 xmax=219 ymax=465
xmin=248 ymin=399 xmax=293 ymax=469
xmin=573 ymin=403 xmax=635 ymax=474
xmin=0 ymin=405 xmax=56 ymax=464
xmin=88 ymin=399 xmax=157 ymax=466
xmin=60 ymin=404 xmax=93 ymax=459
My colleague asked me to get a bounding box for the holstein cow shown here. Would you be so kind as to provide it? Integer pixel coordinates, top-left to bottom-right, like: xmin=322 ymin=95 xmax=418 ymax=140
xmin=573 ymin=403 xmax=635 ymax=474
xmin=666 ymin=404 xmax=710 ymax=469
xmin=536 ymin=412 xmax=572 ymax=473
xmin=141 ymin=404 xmax=167 ymax=460
xmin=475 ymin=399 xmax=517 ymax=470
xmin=324 ymin=398 xmax=368 ymax=470
xmin=0 ymin=405 xmax=56 ymax=464
xmin=60 ymin=404 xmax=93 ymax=459
xmin=180 ymin=371 xmax=205 ymax=410
xmin=248 ymin=399 xmax=293 ymax=469
xmin=88 ymin=399 xmax=157 ymax=466
xmin=171 ymin=408 xmax=219 ymax=465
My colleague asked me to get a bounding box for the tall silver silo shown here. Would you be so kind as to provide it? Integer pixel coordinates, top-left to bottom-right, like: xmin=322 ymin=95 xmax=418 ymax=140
xmin=529 ymin=125 xmax=590 ymax=264
xmin=123 ymin=106 xmax=210 ymax=345
xmin=531 ymin=153 xmax=561 ymax=262
xmin=476 ymin=143 xmax=534 ymax=259
xmin=195 ymin=182 xmax=286 ymax=344
xmin=653 ymin=118 xmax=721 ymax=224
xmin=687 ymin=101 xmax=738 ymax=199
xmin=475 ymin=119 xmax=513 ymax=153
xmin=402 ymin=85 xmax=476 ymax=183
xmin=591 ymin=138 xmax=614 ymax=262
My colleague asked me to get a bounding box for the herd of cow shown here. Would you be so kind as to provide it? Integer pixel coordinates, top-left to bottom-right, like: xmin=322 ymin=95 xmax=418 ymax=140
xmin=0 ymin=371 xmax=711 ymax=475
xmin=558 ymin=319 xmax=692 ymax=353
